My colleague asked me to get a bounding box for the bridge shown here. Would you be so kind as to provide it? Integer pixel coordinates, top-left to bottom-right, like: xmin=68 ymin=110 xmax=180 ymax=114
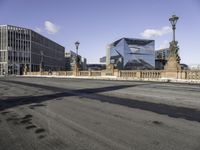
xmin=0 ymin=77 xmax=200 ymax=150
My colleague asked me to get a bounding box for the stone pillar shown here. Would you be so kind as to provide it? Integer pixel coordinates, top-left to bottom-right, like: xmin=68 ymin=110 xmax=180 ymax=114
xmin=113 ymin=69 xmax=119 ymax=77
xmin=106 ymin=64 xmax=114 ymax=76
xmin=136 ymin=71 xmax=141 ymax=78
xmin=164 ymin=41 xmax=181 ymax=79
xmin=73 ymin=64 xmax=80 ymax=76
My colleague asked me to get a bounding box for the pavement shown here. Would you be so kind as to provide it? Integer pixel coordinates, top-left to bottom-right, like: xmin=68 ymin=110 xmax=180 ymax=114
xmin=0 ymin=76 xmax=200 ymax=150
xmin=24 ymin=74 xmax=200 ymax=84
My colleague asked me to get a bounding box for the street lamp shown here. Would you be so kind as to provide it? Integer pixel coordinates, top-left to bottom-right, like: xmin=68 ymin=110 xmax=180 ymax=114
xmin=40 ymin=51 xmax=44 ymax=72
xmin=75 ymin=41 xmax=80 ymax=65
xmin=168 ymin=14 xmax=181 ymax=65
xmin=169 ymin=14 xmax=179 ymax=42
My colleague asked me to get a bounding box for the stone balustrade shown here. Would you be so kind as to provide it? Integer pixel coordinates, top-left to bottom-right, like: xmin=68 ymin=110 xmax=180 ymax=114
xmin=66 ymin=71 xmax=73 ymax=76
xmin=185 ymin=70 xmax=200 ymax=80
xmin=119 ymin=70 xmax=137 ymax=78
xmin=140 ymin=70 xmax=162 ymax=78
xmin=90 ymin=71 xmax=101 ymax=76
xmin=42 ymin=72 xmax=49 ymax=75
xmin=26 ymin=69 xmax=200 ymax=80
xmin=79 ymin=71 xmax=89 ymax=76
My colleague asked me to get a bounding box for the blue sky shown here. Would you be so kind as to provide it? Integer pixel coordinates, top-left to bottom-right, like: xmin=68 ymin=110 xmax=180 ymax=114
xmin=0 ymin=0 xmax=200 ymax=64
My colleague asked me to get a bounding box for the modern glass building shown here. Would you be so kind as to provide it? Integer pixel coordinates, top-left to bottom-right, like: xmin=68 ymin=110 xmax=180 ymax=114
xmin=0 ymin=25 xmax=65 ymax=75
xmin=106 ymin=38 xmax=155 ymax=70
xmin=155 ymin=48 xmax=170 ymax=70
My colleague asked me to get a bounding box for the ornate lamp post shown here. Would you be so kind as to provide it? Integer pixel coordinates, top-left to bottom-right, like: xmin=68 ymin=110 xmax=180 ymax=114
xmin=168 ymin=14 xmax=180 ymax=63
xmin=169 ymin=15 xmax=179 ymax=42
xmin=40 ymin=51 xmax=44 ymax=73
xmin=164 ymin=14 xmax=181 ymax=73
xmin=74 ymin=41 xmax=80 ymax=76
xmin=75 ymin=41 xmax=80 ymax=65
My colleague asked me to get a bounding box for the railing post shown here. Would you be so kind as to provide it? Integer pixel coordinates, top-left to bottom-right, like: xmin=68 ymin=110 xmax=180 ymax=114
xmin=136 ymin=71 xmax=141 ymax=78
xmin=89 ymin=70 xmax=91 ymax=76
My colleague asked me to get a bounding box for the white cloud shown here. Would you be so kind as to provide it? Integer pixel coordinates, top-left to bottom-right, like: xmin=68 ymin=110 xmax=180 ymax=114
xmin=44 ymin=21 xmax=60 ymax=34
xmin=35 ymin=27 xmax=42 ymax=33
xmin=140 ymin=26 xmax=172 ymax=39
xmin=158 ymin=40 xmax=170 ymax=49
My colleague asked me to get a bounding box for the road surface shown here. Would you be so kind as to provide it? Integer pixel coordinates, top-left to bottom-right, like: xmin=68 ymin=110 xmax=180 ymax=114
xmin=0 ymin=77 xmax=200 ymax=150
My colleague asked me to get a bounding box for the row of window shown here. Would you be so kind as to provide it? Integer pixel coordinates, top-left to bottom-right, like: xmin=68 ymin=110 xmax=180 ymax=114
xmin=31 ymin=53 xmax=64 ymax=66
xmin=8 ymin=56 xmax=30 ymax=63
xmin=8 ymin=40 xmax=30 ymax=51
xmin=31 ymin=43 xmax=64 ymax=60
xmin=0 ymin=51 xmax=7 ymax=62
xmin=7 ymin=51 xmax=30 ymax=63
xmin=0 ymin=27 xmax=8 ymax=50
xmin=31 ymin=31 xmax=64 ymax=52
xmin=0 ymin=64 xmax=6 ymax=75
xmin=8 ymin=29 xmax=31 ymax=41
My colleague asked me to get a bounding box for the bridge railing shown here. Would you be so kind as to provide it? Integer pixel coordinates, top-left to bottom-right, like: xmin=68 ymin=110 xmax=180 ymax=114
xmin=66 ymin=71 xmax=73 ymax=76
xmin=119 ymin=70 xmax=138 ymax=78
xmin=140 ymin=70 xmax=162 ymax=78
xmin=79 ymin=71 xmax=89 ymax=76
xmin=91 ymin=71 xmax=102 ymax=76
xmin=26 ymin=70 xmax=200 ymax=80
xmin=119 ymin=70 xmax=162 ymax=79
xmin=185 ymin=70 xmax=200 ymax=80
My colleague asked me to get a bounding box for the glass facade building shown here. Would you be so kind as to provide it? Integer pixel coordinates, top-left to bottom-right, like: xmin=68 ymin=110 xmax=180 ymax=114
xmin=0 ymin=25 xmax=65 ymax=75
xmin=155 ymin=48 xmax=170 ymax=70
xmin=107 ymin=38 xmax=155 ymax=70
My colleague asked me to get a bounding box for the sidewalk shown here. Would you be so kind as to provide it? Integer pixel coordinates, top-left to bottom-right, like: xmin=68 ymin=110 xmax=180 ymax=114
xmin=22 ymin=75 xmax=200 ymax=84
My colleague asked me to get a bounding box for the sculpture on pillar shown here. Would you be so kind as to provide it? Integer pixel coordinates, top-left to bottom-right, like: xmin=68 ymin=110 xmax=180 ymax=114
xmin=169 ymin=41 xmax=180 ymax=64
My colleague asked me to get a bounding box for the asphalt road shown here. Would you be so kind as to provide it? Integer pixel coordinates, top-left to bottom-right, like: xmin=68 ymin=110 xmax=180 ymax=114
xmin=0 ymin=76 xmax=200 ymax=150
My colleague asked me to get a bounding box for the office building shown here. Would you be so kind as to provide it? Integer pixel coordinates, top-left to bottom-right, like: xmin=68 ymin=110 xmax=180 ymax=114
xmin=155 ymin=48 xmax=170 ymax=70
xmin=87 ymin=64 xmax=106 ymax=71
xmin=99 ymin=56 xmax=106 ymax=64
xmin=0 ymin=25 xmax=65 ymax=75
xmin=106 ymin=38 xmax=155 ymax=70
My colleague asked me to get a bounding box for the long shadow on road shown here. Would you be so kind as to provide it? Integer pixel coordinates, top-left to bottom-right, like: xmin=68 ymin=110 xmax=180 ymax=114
xmin=0 ymin=79 xmax=200 ymax=123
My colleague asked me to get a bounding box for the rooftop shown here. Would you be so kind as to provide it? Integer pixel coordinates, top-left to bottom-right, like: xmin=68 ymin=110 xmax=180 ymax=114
xmin=112 ymin=38 xmax=154 ymax=46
